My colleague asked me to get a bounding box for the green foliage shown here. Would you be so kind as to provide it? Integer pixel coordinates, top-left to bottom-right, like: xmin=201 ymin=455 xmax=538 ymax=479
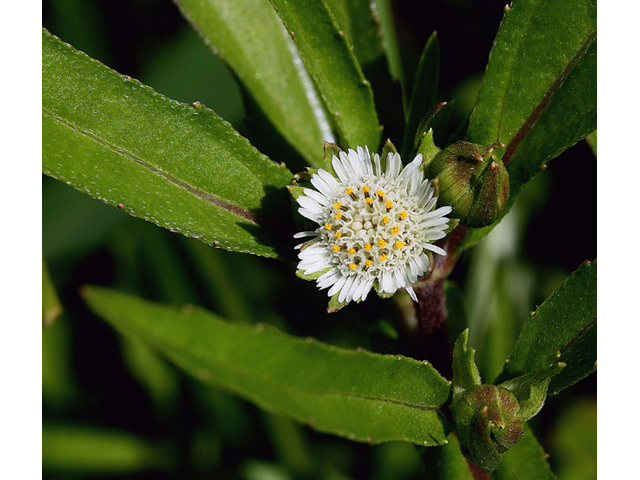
xmin=495 ymin=259 xmax=597 ymax=395
xmin=175 ymin=0 xmax=328 ymax=166
xmin=83 ymin=286 xmax=452 ymax=446
xmin=493 ymin=424 xmax=556 ymax=480
xmin=549 ymin=398 xmax=597 ymax=480
xmin=269 ymin=0 xmax=382 ymax=151
xmin=42 ymin=260 xmax=62 ymax=327
xmin=461 ymin=0 xmax=597 ymax=250
xmin=451 ymin=330 xmax=481 ymax=405
xmin=43 ymin=424 xmax=174 ymax=473
xmin=42 ymin=0 xmax=596 ymax=477
xmin=401 ymin=32 xmax=440 ymax=161
xmin=43 ymin=29 xmax=293 ymax=259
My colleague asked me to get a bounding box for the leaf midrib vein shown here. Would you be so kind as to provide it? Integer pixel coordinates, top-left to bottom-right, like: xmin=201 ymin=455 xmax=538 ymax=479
xmin=502 ymin=27 xmax=597 ymax=167
xmin=172 ymin=341 xmax=446 ymax=413
xmin=44 ymin=107 xmax=267 ymax=225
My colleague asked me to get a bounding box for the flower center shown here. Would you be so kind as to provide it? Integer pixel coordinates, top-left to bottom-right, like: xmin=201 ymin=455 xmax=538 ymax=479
xmin=319 ymin=175 xmax=421 ymax=275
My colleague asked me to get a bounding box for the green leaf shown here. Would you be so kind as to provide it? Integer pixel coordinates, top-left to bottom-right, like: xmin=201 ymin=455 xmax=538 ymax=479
xmin=175 ymin=0 xmax=330 ymax=166
xmin=82 ymin=286 xmax=452 ymax=446
xmin=493 ymin=424 xmax=556 ymax=480
xmin=269 ymin=0 xmax=382 ymax=151
xmin=461 ymin=0 xmax=596 ymax=250
xmin=420 ymin=434 xmax=475 ymax=480
xmin=498 ymin=362 xmax=564 ymax=421
xmin=42 ymin=29 xmax=294 ymax=259
xmin=401 ymin=32 xmax=439 ymax=161
xmin=43 ymin=424 xmax=174 ymax=473
xmin=495 ymin=260 xmax=597 ymax=396
xmin=324 ymin=0 xmax=405 ymax=148
xmin=549 ymin=399 xmax=596 ymax=480
xmin=42 ymin=260 xmax=62 ymax=327
xmin=121 ymin=336 xmax=181 ymax=414
xmin=324 ymin=0 xmax=384 ymax=70
xmin=451 ymin=329 xmax=481 ymax=406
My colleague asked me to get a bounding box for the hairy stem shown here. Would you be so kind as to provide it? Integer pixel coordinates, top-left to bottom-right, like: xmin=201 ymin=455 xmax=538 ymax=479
xmin=400 ymin=225 xmax=466 ymax=379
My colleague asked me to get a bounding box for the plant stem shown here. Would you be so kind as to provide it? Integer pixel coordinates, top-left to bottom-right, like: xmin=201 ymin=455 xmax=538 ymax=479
xmin=399 ymin=225 xmax=466 ymax=379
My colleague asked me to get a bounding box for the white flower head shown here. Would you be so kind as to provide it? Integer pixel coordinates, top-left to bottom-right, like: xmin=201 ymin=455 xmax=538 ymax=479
xmin=294 ymin=146 xmax=452 ymax=306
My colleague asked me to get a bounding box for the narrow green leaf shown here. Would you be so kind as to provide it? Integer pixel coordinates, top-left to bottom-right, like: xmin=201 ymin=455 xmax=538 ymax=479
xmin=269 ymin=0 xmax=382 ymax=151
xmin=451 ymin=329 xmax=481 ymax=406
xmin=42 ymin=260 xmax=62 ymax=327
xmin=498 ymin=362 xmax=564 ymax=421
xmin=121 ymin=336 xmax=180 ymax=414
xmin=324 ymin=0 xmax=384 ymax=70
xmin=493 ymin=424 xmax=556 ymax=480
xmin=461 ymin=0 xmax=596 ymax=250
xmin=495 ymin=260 xmax=597 ymax=395
xmin=324 ymin=0 xmax=405 ymax=147
xmin=82 ymin=286 xmax=452 ymax=446
xmin=401 ymin=32 xmax=439 ymax=161
xmin=43 ymin=424 xmax=174 ymax=473
xmin=43 ymin=29 xmax=294 ymax=259
xmin=175 ymin=0 xmax=331 ymax=166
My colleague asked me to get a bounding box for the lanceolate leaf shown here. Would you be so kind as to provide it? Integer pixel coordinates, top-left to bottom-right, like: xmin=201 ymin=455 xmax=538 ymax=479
xmin=401 ymin=32 xmax=439 ymax=161
xmin=174 ymin=0 xmax=331 ymax=167
xmin=324 ymin=0 xmax=384 ymax=70
xmin=461 ymin=0 xmax=596 ymax=250
xmin=323 ymin=0 xmax=405 ymax=147
xmin=43 ymin=29 xmax=293 ymax=259
xmin=495 ymin=260 xmax=597 ymax=395
xmin=82 ymin=286 xmax=452 ymax=446
xmin=269 ymin=0 xmax=382 ymax=152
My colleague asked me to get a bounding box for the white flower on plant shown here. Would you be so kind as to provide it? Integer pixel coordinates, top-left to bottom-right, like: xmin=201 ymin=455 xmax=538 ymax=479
xmin=294 ymin=146 xmax=452 ymax=306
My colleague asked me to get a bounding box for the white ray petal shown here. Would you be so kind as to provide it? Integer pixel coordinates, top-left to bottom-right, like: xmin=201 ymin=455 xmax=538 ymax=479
xmin=328 ymin=275 xmax=348 ymax=297
xmin=373 ymin=153 xmax=382 ymax=176
xmin=405 ymin=285 xmax=418 ymax=302
xmin=332 ymin=155 xmax=350 ymax=182
xmin=386 ymin=153 xmax=402 ymax=178
xmin=423 ymin=243 xmax=446 ymax=256
xmin=293 ymin=231 xmax=317 ymax=239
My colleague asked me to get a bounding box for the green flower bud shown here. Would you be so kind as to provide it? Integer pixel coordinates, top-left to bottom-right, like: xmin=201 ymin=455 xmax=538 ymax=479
xmin=424 ymin=141 xmax=509 ymax=228
xmin=453 ymin=384 xmax=524 ymax=472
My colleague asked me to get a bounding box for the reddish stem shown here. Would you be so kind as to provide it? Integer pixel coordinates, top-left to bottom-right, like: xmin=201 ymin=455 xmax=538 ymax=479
xmin=404 ymin=225 xmax=466 ymax=379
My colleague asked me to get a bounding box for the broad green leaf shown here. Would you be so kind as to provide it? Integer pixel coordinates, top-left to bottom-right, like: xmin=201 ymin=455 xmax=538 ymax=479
xmin=175 ymin=0 xmax=331 ymax=166
xmin=269 ymin=0 xmax=382 ymax=151
xmin=43 ymin=29 xmax=294 ymax=259
xmin=43 ymin=424 xmax=174 ymax=473
xmin=495 ymin=260 xmax=596 ymax=396
xmin=401 ymin=32 xmax=439 ymax=161
xmin=493 ymin=424 xmax=556 ymax=480
xmin=461 ymin=0 xmax=596 ymax=250
xmin=42 ymin=260 xmax=62 ymax=327
xmin=82 ymin=286 xmax=452 ymax=445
